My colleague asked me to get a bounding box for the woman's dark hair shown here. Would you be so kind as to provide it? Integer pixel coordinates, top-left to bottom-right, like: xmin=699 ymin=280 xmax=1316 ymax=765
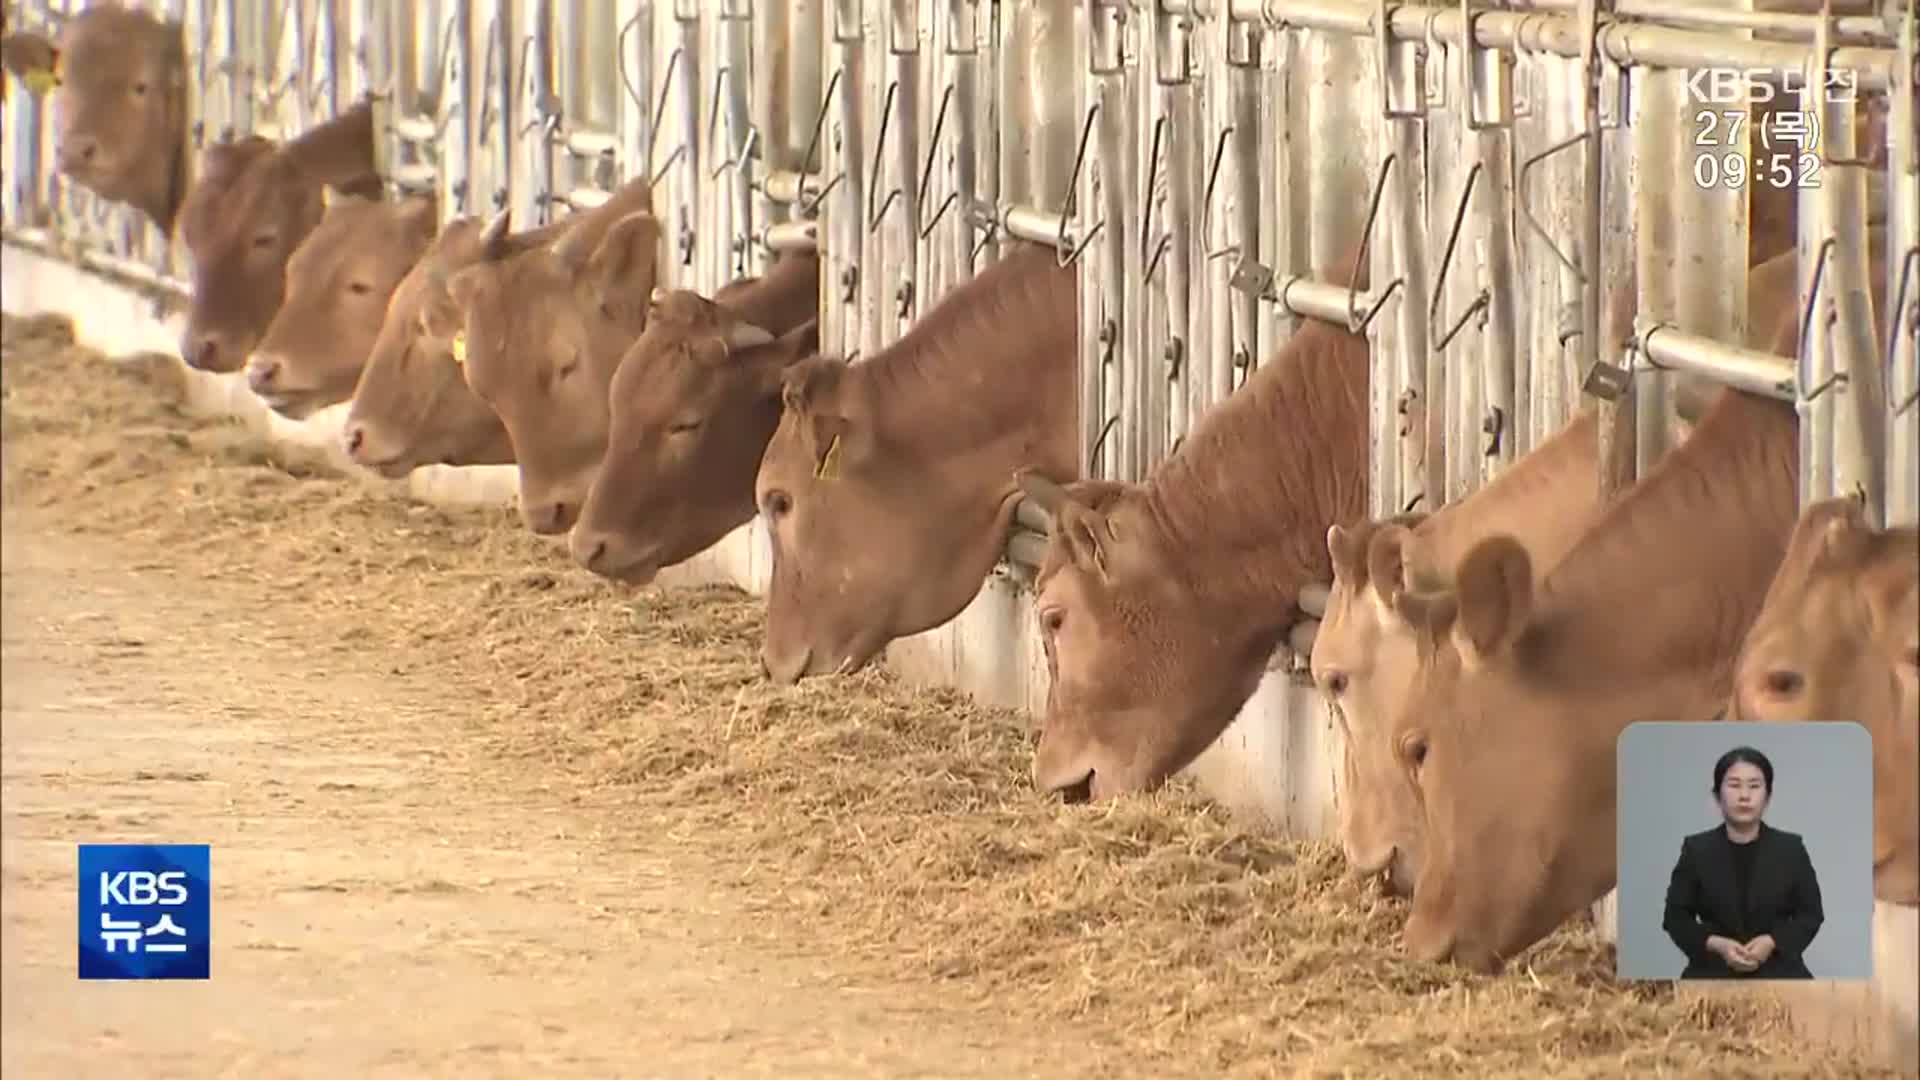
xmin=1712 ymin=745 xmax=1775 ymax=795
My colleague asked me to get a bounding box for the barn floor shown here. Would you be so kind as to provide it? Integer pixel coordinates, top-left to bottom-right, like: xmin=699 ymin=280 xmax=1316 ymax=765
xmin=0 ymin=313 xmax=1898 ymax=1078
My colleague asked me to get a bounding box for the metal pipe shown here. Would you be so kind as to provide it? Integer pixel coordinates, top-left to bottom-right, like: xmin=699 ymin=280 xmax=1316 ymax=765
xmin=1637 ymin=325 xmax=1797 ymax=400
xmin=1298 ymin=581 xmax=1331 ymax=618
xmin=1003 ymin=204 xmax=1070 ymax=247
xmin=763 ymin=169 xmax=827 ymax=205
xmin=1887 ymin=4 xmax=1920 ymax=527
xmin=1503 ymin=0 xmax=1891 ymax=46
xmin=1227 ymin=0 xmax=1897 ymax=87
xmin=762 ymin=219 xmax=820 ymax=252
xmin=1276 ymin=276 xmax=1384 ymax=329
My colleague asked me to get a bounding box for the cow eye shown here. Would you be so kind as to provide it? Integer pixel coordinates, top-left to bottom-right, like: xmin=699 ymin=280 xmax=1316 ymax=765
xmin=1039 ymin=607 xmax=1065 ymax=635
xmin=668 ymin=418 xmax=703 ymax=435
xmin=347 ymin=281 xmax=374 ymax=296
xmin=764 ymin=490 xmax=792 ymax=517
xmin=132 ymin=81 xmax=148 ymax=96
xmin=252 ymin=232 xmax=277 ymax=250
xmin=1398 ymin=730 xmax=1430 ymax=771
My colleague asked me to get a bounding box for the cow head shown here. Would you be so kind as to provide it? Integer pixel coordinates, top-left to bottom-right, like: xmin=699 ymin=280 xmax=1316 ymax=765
xmin=175 ymin=138 xmax=325 ymax=373
xmin=445 ymin=209 xmax=664 ymax=535
xmin=177 ymin=104 xmax=381 ymax=375
xmin=245 ymin=193 xmax=438 ymax=419
xmin=1011 ymin=471 xmax=1291 ymax=802
xmin=1312 ymin=515 xmax=1432 ymax=896
xmin=1386 ymin=535 xmax=1616 ymax=973
xmin=571 ymin=287 xmax=819 ymax=584
xmin=342 ymin=211 xmax=555 ymax=477
xmin=5 ymin=6 xmax=188 ymax=233
xmin=1734 ymin=497 xmax=1919 ymax=903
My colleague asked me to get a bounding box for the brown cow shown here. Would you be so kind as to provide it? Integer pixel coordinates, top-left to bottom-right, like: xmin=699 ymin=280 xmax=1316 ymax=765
xmin=1732 ymin=498 xmax=1919 ymax=905
xmin=1384 ymin=386 xmax=1803 ymax=973
xmin=2 ymin=5 xmax=188 ymax=234
xmin=442 ymin=179 xmax=663 ymax=534
xmin=1014 ymin=259 xmax=1369 ymax=801
xmin=244 ymin=193 xmax=439 ymax=419
xmin=341 ymin=210 xmax=569 ymax=477
xmin=1313 ymin=407 xmax=1622 ymax=895
xmin=175 ymin=103 xmax=384 ymax=374
xmin=569 ymin=253 xmax=823 ymax=582
xmin=755 ymin=242 xmax=1080 ymax=686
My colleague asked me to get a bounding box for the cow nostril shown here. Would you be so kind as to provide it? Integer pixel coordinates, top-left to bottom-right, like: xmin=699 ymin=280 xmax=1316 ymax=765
xmin=1056 ymin=772 xmax=1094 ymax=805
xmin=186 ymin=337 xmax=220 ymax=371
xmin=1763 ymin=669 xmax=1804 ymax=699
xmin=585 ymin=539 xmax=607 ymax=569
xmin=344 ymin=425 xmax=365 ymax=456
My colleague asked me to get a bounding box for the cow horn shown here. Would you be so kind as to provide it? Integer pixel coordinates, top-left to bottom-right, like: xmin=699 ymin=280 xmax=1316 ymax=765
xmin=723 ymin=321 xmax=777 ymax=352
xmin=478 ymin=208 xmax=513 ymax=259
xmin=1014 ymin=469 xmax=1072 ymax=519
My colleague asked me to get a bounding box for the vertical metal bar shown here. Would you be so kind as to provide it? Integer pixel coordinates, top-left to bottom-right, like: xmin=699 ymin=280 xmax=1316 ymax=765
xmin=442 ymin=0 xmax=472 ymax=216
xmin=1223 ymin=17 xmax=1262 ymax=402
xmin=1632 ymin=63 xmax=1683 ymax=481
xmin=1466 ymin=17 xmax=1519 ymax=481
xmin=1887 ymin=2 xmax=1920 ymax=527
xmin=1095 ymin=1 xmax=1140 ymax=481
xmin=1378 ymin=3 xmax=1431 ymax=516
xmin=885 ymin=0 xmax=922 ymax=337
xmin=1797 ymin=20 xmax=1837 ymax=509
xmin=825 ymin=0 xmax=865 ymax=355
xmin=721 ymin=0 xmax=756 ymax=280
xmin=1150 ymin=0 xmax=1191 ymax=467
xmin=1808 ymin=21 xmax=1882 ymax=520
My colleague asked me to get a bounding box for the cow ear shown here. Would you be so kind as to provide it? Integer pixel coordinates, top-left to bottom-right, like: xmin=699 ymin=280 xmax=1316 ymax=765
xmin=780 ymin=357 xmax=857 ymax=480
xmin=2 ymin=33 xmax=58 ymax=87
xmin=1016 ymin=468 xmax=1125 ymax=584
xmin=197 ymin=136 xmax=274 ymax=185
xmin=577 ymin=211 xmax=663 ymax=296
xmin=1810 ymin=495 xmax=1872 ymax=565
xmin=1861 ymin=529 xmax=1919 ymax=647
xmin=1366 ymin=523 xmax=1416 ymax=608
xmin=1451 ymin=535 xmax=1534 ymax=664
xmin=1327 ymin=523 xmax=1368 ymax=585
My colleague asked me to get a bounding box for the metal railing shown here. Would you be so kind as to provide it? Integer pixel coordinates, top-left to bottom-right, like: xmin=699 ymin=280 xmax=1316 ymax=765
xmin=1 ymin=0 xmax=1913 ymax=617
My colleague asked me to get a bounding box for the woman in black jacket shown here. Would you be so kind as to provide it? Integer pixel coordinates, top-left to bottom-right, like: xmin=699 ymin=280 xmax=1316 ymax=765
xmin=1662 ymin=745 xmax=1826 ymax=979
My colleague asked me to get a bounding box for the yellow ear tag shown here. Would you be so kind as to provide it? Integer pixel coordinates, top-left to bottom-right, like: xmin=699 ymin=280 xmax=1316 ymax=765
xmin=814 ymin=434 xmax=843 ymax=480
xmin=22 ymin=64 xmax=60 ymax=96
xmin=449 ymin=332 xmax=467 ymax=368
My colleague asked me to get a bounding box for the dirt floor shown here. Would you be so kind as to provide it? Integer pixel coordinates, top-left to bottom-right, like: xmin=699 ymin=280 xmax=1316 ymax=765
xmin=0 ymin=311 xmax=1902 ymax=1077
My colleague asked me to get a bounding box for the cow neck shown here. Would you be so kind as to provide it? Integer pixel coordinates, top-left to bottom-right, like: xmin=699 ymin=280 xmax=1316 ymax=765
xmin=855 ymin=244 xmax=1077 ymax=464
xmin=278 ymin=102 xmax=378 ymax=190
xmin=1535 ymin=391 xmax=1800 ymax=688
xmin=734 ymin=257 xmax=819 ymax=337
xmin=1137 ymin=319 xmax=1370 ymax=611
xmin=1407 ymin=409 xmax=1608 ymax=590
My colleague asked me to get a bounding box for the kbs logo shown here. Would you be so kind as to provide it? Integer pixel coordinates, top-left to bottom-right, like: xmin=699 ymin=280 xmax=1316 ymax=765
xmin=77 ymin=844 xmax=210 ymax=980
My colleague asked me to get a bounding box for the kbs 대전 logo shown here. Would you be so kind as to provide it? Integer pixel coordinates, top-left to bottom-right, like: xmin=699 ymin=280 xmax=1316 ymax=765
xmin=77 ymin=844 xmax=210 ymax=980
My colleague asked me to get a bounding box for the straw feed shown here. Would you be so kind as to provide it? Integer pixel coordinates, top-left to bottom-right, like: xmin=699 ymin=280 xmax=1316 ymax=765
xmin=1 ymin=311 xmax=1896 ymax=1077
